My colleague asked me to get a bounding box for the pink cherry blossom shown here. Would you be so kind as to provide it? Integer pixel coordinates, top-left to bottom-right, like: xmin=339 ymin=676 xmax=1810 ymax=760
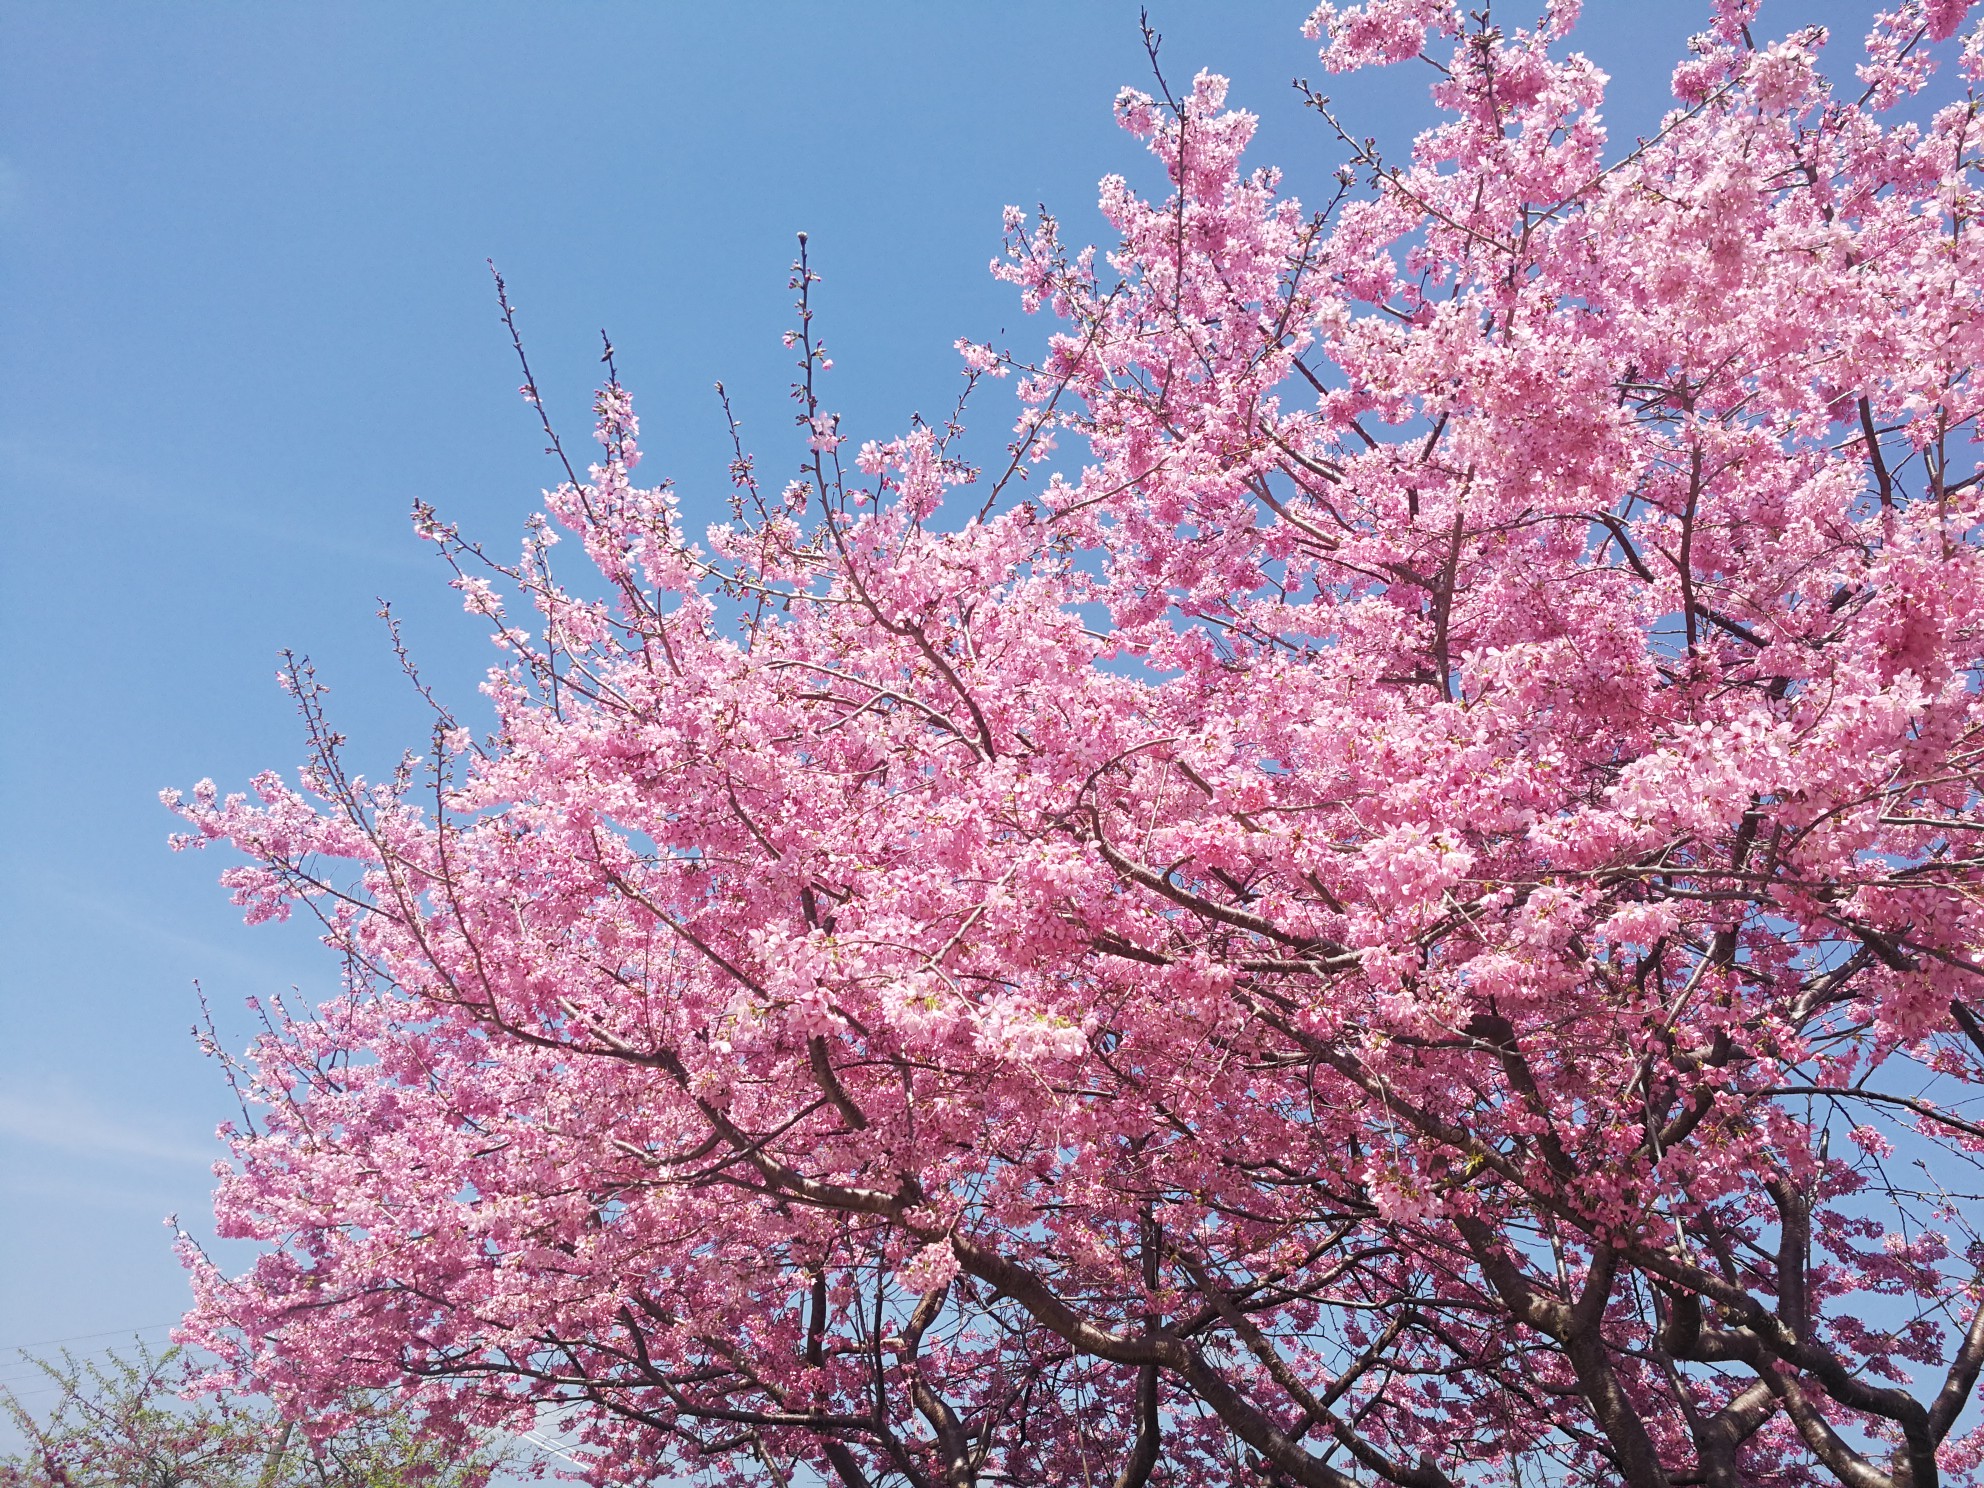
xmin=172 ymin=7 xmax=1984 ymax=1487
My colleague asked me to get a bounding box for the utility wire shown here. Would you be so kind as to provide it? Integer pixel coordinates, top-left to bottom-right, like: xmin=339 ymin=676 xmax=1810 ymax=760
xmin=0 ymin=1323 xmax=176 ymax=1354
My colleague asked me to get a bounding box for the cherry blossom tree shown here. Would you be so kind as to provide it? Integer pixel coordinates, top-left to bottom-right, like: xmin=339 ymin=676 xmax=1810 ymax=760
xmin=168 ymin=2 xmax=1984 ymax=1484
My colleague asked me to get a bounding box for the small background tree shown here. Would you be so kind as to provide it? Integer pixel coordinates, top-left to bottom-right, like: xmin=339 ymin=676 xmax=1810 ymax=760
xmin=0 ymin=1342 xmax=507 ymax=1488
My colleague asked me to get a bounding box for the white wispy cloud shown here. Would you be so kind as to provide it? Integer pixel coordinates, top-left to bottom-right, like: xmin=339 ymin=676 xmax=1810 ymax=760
xmin=0 ymin=1086 xmax=218 ymax=1169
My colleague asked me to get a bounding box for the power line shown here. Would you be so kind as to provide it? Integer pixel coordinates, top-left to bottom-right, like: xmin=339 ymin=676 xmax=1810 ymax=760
xmin=0 ymin=1323 xmax=176 ymax=1355
xmin=515 ymin=1428 xmax=583 ymax=1465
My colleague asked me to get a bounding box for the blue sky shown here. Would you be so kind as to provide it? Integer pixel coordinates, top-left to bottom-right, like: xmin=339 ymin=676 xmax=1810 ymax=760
xmin=0 ymin=0 xmax=1905 ymax=1465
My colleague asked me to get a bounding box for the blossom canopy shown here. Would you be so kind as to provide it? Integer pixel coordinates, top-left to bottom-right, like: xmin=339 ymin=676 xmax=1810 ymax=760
xmin=172 ymin=4 xmax=1984 ymax=1486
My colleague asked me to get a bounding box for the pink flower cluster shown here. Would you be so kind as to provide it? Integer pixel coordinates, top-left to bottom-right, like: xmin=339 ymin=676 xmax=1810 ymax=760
xmin=171 ymin=6 xmax=1984 ymax=1487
